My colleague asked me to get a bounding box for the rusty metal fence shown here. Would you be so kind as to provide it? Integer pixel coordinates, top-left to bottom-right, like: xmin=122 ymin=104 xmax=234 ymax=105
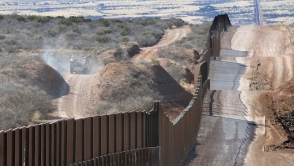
xmin=0 ymin=14 xmax=230 ymax=166
xmin=209 ymin=14 xmax=232 ymax=57
xmin=0 ymin=110 xmax=159 ymax=166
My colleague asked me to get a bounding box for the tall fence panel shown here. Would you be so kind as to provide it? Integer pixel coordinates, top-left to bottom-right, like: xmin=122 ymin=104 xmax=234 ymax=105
xmin=159 ymin=74 xmax=205 ymax=166
xmin=0 ymin=110 xmax=159 ymax=166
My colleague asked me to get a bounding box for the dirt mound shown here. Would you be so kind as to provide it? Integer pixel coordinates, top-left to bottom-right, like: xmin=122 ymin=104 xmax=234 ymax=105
xmin=127 ymin=44 xmax=140 ymax=58
xmin=36 ymin=64 xmax=69 ymax=98
xmin=151 ymin=65 xmax=193 ymax=119
xmin=262 ymin=78 xmax=294 ymax=150
xmin=97 ymin=62 xmax=131 ymax=101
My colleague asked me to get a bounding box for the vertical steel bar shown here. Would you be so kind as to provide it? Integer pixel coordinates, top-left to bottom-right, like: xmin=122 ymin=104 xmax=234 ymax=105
xmin=14 ymin=128 xmax=21 ymax=166
xmin=56 ymin=121 xmax=61 ymax=166
xmin=23 ymin=127 xmax=29 ymax=166
xmin=7 ymin=129 xmax=15 ymax=166
xmin=123 ymin=113 xmax=129 ymax=151
xmin=108 ymin=114 xmax=115 ymax=154
xmin=115 ymin=113 xmax=123 ymax=153
xmin=75 ymin=119 xmax=83 ymax=163
xmin=45 ymin=122 xmax=52 ymax=166
xmin=41 ymin=124 xmax=46 ymax=166
xmin=137 ymin=112 xmax=142 ymax=149
xmin=93 ymin=116 xmax=100 ymax=158
xmin=28 ymin=126 xmax=35 ymax=166
xmin=84 ymin=117 xmax=93 ymax=160
xmin=101 ymin=115 xmax=108 ymax=155
xmin=34 ymin=125 xmax=41 ymax=166
xmin=60 ymin=120 xmax=66 ymax=166
xmin=130 ymin=112 xmax=136 ymax=150
xmin=0 ymin=130 xmax=6 ymax=166
xmin=67 ymin=119 xmax=75 ymax=165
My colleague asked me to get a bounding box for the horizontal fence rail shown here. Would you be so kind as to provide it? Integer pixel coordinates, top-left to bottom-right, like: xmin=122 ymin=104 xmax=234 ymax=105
xmin=71 ymin=147 xmax=159 ymax=166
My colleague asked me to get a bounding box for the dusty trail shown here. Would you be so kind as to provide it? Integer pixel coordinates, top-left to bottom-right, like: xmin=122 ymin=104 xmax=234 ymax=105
xmin=133 ymin=25 xmax=191 ymax=62
xmin=231 ymin=25 xmax=294 ymax=165
xmin=52 ymin=73 xmax=99 ymax=119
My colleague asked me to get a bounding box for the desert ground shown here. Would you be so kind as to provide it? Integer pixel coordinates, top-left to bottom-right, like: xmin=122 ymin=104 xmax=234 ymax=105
xmin=186 ymin=24 xmax=294 ymax=165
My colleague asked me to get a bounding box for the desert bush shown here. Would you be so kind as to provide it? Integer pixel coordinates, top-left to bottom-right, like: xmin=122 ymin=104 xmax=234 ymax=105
xmin=71 ymin=26 xmax=80 ymax=34
xmin=120 ymin=27 xmax=131 ymax=36
xmin=96 ymin=35 xmax=112 ymax=43
xmin=27 ymin=15 xmax=50 ymax=23
xmin=44 ymin=29 xmax=59 ymax=37
xmin=10 ymin=14 xmax=26 ymax=21
xmin=96 ymin=28 xmax=112 ymax=35
xmin=0 ymin=82 xmax=55 ymax=130
xmin=98 ymin=18 xmax=110 ymax=27
xmin=0 ymin=34 xmax=5 ymax=40
xmin=3 ymin=39 xmax=17 ymax=45
xmin=121 ymin=36 xmax=129 ymax=42
xmin=3 ymin=28 xmax=12 ymax=34
xmin=292 ymin=40 xmax=294 ymax=46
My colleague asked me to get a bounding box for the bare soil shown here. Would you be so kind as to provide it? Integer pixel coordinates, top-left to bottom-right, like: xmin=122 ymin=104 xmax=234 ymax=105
xmin=230 ymin=24 xmax=294 ymax=164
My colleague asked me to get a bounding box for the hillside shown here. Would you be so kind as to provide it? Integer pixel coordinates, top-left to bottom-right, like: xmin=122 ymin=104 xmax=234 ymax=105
xmin=0 ymin=14 xmax=209 ymax=130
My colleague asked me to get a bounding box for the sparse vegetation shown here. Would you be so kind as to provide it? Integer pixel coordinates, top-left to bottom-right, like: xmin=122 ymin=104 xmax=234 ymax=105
xmin=0 ymin=15 xmax=184 ymax=52
xmin=95 ymin=62 xmax=162 ymax=114
xmin=157 ymin=21 xmax=211 ymax=83
xmin=0 ymin=82 xmax=55 ymax=130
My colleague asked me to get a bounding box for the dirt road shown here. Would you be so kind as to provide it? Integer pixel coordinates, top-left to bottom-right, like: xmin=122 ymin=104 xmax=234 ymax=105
xmin=133 ymin=25 xmax=191 ymax=62
xmin=52 ymin=72 xmax=101 ymax=119
xmin=187 ymin=24 xmax=294 ymax=165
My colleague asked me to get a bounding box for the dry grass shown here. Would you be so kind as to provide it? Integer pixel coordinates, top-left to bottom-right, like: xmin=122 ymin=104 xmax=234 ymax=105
xmin=157 ymin=21 xmax=210 ymax=84
xmin=95 ymin=62 xmax=162 ymax=115
xmin=0 ymin=82 xmax=55 ymax=130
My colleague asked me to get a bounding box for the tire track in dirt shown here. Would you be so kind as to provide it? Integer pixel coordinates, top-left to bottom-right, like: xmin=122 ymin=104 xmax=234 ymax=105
xmin=230 ymin=25 xmax=294 ymax=165
xmin=53 ymin=73 xmax=99 ymax=119
xmin=133 ymin=26 xmax=191 ymax=62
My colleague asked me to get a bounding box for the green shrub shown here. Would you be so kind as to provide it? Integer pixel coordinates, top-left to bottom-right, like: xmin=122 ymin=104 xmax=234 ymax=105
xmin=120 ymin=36 xmax=129 ymax=42
xmin=4 ymin=39 xmax=17 ymax=45
xmin=96 ymin=28 xmax=112 ymax=35
xmin=68 ymin=16 xmax=84 ymax=23
xmin=58 ymin=19 xmax=72 ymax=26
xmin=3 ymin=29 xmax=12 ymax=34
xmin=0 ymin=34 xmax=5 ymax=40
xmin=98 ymin=18 xmax=110 ymax=27
xmin=0 ymin=15 xmax=3 ymax=20
xmin=11 ymin=14 xmax=26 ymax=21
xmin=120 ymin=27 xmax=131 ymax=36
xmin=28 ymin=15 xmax=50 ymax=23
xmin=32 ymin=35 xmax=42 ymax=41
xmin=292 ymin=40 xmax=294 ymax=46
xmin=88 ymin=24 xmax=96 ymax=29
xmin=44 ymin=30 xmax=59 ymax=37
xmin=57 ymin=26 xmax=67 ymax=33
xmin=72 ymin=26 xmax=80 ymax=33
xmin=96 ymin=35 xmax=112 ymax=43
